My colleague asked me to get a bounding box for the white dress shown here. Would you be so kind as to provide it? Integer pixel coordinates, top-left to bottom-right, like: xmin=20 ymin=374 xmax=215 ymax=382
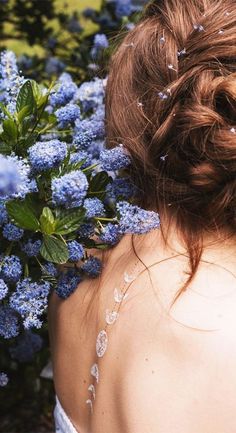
xmin=54 ymin=395 xmax=79 ymax=433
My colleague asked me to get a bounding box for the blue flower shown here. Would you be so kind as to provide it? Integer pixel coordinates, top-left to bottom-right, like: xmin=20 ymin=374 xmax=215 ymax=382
xmin=106 ymin=177 xmax=136 ymax=201
xmin=78 ymin=222 xmax=95 ymax=238
xmin=82 ymin=256 xmax=102 ymax=278
xmin=0 ymin=372 xmax=9 ymax=387
xmin=9 ymin=278 xmax=51 ymax=330
xmin=91 ymin=34 xmax=109 ymax=58
xmin=42 ymin=262 xmax=58 ymax=278
xmin=117 ymin=201 xmax=161 ymax=234
xmin=100 ymin=146 xmax=131 ymax=171
xmin=52 ymin=170 xmax=88 ymax=208
xmin=76 ymin=77 xmax=105 ymax=112
xmin=56 ymin=270 xmax=82 ymax=299
xmin=100 ymin=223 xmax=121 ymax=245
xmin=9 ymin=330 xmax=43 ymax=363
xmin=0 ymin=155 xmax=32 ymax=200
xmin=84 ymin=197 xmax=105 ymax=218
xmin=113 ymin=0 xmax=132 ymax=18
xmin=0 ymin=50 xmax=25 ymax=113
xmin=3 ymin=223 xmax=24 ymax=241
xmin=0 ymin=202 xmax=8 ymax=225
xmin=69 ymin=150 xmax=92 ymax=169
xmin=21 ymin=239 xmax=42 ymax=257
xmin=45 ymin=57 xmax=65 ymax=75
xmin=50 ymin=72 xmax=78 ymax=107
xmin=0 ymin=279 xmax=8 ymax=300
xmin=68 ymin=241 xmax=84 ymax=262
xmin=0 ymin=305 xmax=19 ymax=339
xmin=0 ymin=255 xmax=22 ymax=283
xmin=55 ymin=103 xmax=81 ymax=127
xmin=28 ymin=139 xmax=67 ymax=172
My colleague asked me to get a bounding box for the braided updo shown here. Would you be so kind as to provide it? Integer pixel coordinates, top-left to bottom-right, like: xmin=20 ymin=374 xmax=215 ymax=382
xmin=105 ymin=0 xmax=236 ymax=289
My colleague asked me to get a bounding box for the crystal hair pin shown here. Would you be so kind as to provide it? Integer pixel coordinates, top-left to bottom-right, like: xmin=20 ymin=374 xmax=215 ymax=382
xmin=124 ymin=42 xmax=135 ymax=47
xmin=158 ymin=88 xmax=171 ymax=100
xmin=218 ymin=29 xmax=224 ymax=34
xmin=168 ymin=64 xmax=177 ymax=71
xmin=193 ymin=24 xmax=205 ymax=32
xmin=177 ymin=48 xmax=186 ymax=57
xmin=160 ymin=154 xmax=168 ymax=161
xmin=230 ymin=127 xmax=236 ymax=133
xmin=160 ymin=36 xmax=165 ymax=43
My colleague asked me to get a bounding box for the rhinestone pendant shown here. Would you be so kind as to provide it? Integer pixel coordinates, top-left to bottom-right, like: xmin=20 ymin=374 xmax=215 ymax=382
xmin=96 ymin=330 xmax=108 ymax=358
xmin=90 ymin=363 xmax=99 ymax=383
xmin=88 ymin=384 xmax=96 ymax=400
xmin=114 ymin=287 xmax=129 ymax=303
xmin=124 ymin=272 xmax=136 ymax=283
xmin=105 ymin=309 xmax=119 ymax=325
xmin=86 ymin=399 xmax=93 ymax=413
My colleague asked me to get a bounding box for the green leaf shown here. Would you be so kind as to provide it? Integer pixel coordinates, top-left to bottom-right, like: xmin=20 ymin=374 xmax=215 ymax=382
xmin=31 ymin=80 xmax=41 ymax=102
xmin=40 ymin=207 xmax=56 ymax=235
xmin=88 ymin=171 xmax=111 ymax=198
xmin=0 ymin=102 xmax=13 ymax=120
xmin=40 ymin=235 xmax=69 ymax=264
xmin=6 ymin=197 xmax=40 ymax=231
xmin=16 ymin=80 xmax=36 ymax=113
xmin=17 ymin=105 xmax=33 ymax=123
xmin=2 ymin=119 xmax=18 ymax=142
xmin=54 ymin=208 xmax=85 ymax=235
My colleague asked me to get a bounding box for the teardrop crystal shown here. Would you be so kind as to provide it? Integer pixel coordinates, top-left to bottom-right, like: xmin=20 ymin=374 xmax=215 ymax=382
xmin=86 ymin=399 xmax=93 ymax=413
xmin=114 ymin=287 xmax=129 ymax=303
xmin=90 ymin=363 xmax=99 ymax=383
xmin=105 ymin=309 xmax=119 ymax=325
xmin=96 ymin=330 xmax=108 ymax=358
xmin=124 ymin=272 xmax=136 ymax=283
xmin=88 ymin=384 xmax=96 ymax=400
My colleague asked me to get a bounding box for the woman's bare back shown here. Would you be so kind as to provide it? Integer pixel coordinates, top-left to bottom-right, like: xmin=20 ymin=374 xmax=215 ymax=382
xmin=48 ymin=230 xmax=236 ymax=433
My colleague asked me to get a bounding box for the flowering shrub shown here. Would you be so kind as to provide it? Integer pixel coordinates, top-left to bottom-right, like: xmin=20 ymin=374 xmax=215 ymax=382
xmin=0 ymin=47 xmax=159 ymax=391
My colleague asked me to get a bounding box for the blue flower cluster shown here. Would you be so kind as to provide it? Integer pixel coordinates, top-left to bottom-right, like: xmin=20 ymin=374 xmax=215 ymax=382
xmin=0 ymin=305 xmax=19 ymax=339
xmin=55 ymin=103 xmax=81 ymax=127
xmin=9 ymin=330 xmax=43 ymax=363
xmin=0 ymin=279 xmax=8 ymax=300
xmin=117 ymin=201 xmax=161 ymax=234
xmin=0 ymin=203 xmax=8 ymax=225
xmin=0 ymin=255 xmax=22 ymax=283
xmin=52 ymin=170 xmax=88 ymax=208
xmin=106 ymin=177 xmax=136 ymax=201
xmin=76 ymin=77 xmax=105 ymax=112
xmin=10 ymin=278 xmax=50 ymax=329
xmin=100 ymin=146 xmax=131 ymax=171
xmin=113 ymin=0 xmax=132 ymax=18
xmin=50 ymin=72 xmax=77 ymax=107
xmin=22 ymin=239 xmax=42 ymax=257
xmin=28 ymin=139 xmax=67 ymax=172
xmin=100 ymin=223 xmax=121 ymax=245
xmin=68 ymin=241 xmax=84 ymax=262
xmin=82 ymin=256 xmax=102 ymax=278
xmin=56 ymin=270 xmax=82 ymax=299
xmin=91 ymin=33 xmax=109 ymax=58
xmin=0 ymin=155 xmax=32 ymax=200
xmin=0 ymin=50 xmax=25 ymax=113
xmin=84 ymin=197 xmax=105 ymax=218
xmin=2 ymin=223 xmax=24 ymax=241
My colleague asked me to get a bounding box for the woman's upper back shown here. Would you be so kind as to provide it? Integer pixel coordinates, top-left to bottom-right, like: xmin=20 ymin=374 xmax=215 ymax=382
xmin=48 ymin=230 xmax=236 ymax=433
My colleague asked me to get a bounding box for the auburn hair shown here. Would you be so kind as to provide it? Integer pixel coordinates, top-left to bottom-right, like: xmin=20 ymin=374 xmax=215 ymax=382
xmin=105 ymin=0 xmax=236 ymax=293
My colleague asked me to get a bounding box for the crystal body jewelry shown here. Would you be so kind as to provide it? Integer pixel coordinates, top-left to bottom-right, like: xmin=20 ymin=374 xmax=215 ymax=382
xmin=85 ymin=261 xmax=141 ymax=412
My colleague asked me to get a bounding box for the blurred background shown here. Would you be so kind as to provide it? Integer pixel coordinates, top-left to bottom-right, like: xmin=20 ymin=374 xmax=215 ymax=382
xmin=0 ymin=1 xmax=147 ymax=432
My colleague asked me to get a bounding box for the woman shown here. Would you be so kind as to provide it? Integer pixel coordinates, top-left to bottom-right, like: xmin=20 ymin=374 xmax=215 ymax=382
xmin=48 ymin=0 xmax=236 ymax=432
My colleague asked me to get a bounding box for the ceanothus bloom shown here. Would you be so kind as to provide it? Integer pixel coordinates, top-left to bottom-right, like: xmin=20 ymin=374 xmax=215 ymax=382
xmin=28 ymin=139 xmax=67 ymax=172
xmin=117 ymin=201 xmax=161 ymax=234
xmin=100 ymin=145 xmax=131 ymax=171
xmin=0 ymin=305 xmax=19 ymax=339
xmin=9 ymin=278 xmax=51 ymax=330
xmin=52 ymin=170 xmax=89 ymax=208
xmin=0 ymin=155 xmax=32 ymax=200
xmin=55 ymin=103 xmax=81 ymax=127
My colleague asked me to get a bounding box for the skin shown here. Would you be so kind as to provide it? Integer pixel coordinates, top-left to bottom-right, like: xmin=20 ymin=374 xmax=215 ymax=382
xmin=48 ymin=224 xmax=236 ymax=433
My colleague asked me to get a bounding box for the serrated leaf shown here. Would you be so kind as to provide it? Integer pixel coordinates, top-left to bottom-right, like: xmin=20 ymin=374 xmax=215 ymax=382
xmin=6 ymin=198 xmax=40 ymax=231
xmin=40 ymin=207 xmax=56 ymax=235
xmin=40 ymin=235 xmax=69 ymax=264
xmin=16 ymin=80 xmax=36 ymax=113
xmin=54 ymin=208 xmax=85 ymax=235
